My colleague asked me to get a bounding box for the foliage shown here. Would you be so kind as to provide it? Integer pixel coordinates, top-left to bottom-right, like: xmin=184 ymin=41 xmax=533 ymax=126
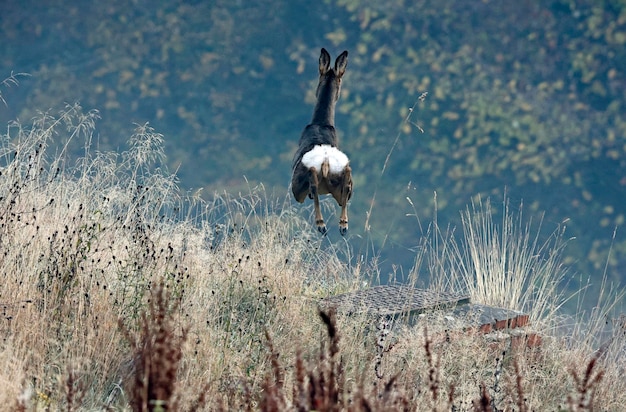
xmin=326 ymin=0 xmax=626 ymax=289
xmin=1 ymin=0 xmax=625 ymax=314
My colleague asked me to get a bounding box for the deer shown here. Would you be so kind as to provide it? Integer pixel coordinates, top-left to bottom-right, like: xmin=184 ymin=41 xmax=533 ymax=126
xmin=291 ymin=48 xmax=352 ymax=235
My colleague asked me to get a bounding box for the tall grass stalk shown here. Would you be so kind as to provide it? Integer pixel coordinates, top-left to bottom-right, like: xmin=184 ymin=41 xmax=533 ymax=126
xmin=459 ymin=196 xmax=572 ymax=322
xmin=409 ymin=193 xmax=572 ymax=323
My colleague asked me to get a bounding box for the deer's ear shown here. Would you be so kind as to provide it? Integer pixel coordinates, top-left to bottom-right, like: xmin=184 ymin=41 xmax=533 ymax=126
xmin=335 ymin=51 xmax=348 ymax=78
xmin=319 ymin=48 xmax=331 ymax=75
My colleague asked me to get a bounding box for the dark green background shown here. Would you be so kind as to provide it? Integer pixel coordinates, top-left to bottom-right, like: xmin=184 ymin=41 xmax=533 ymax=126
xmin=2 ymin=0 xmax=625 ymax=308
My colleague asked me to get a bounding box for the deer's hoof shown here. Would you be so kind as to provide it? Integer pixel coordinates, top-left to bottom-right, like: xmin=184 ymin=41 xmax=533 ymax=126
xmin=317 ymin=224 xmax=328 ymax=235
xmin=339 ymin=220 xmax=348 ymax=236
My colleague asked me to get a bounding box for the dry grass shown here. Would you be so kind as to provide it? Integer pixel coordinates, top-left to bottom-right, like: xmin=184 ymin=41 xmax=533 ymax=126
xmin=406 ymin=193 xmax=573 ymax=324
xmin=0 ymin=106 xmax=624 ymax=410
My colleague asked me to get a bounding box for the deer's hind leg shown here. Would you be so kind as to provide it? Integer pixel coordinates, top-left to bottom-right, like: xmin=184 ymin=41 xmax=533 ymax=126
xmin=338 ymin=165 xmax=352 ymax=236
xmin=309 ymin=167 xmax=327 ymax=235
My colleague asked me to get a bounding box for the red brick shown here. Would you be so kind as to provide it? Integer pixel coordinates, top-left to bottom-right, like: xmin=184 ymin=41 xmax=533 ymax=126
xmin=495 ymin=319 xmax=508 ymax=330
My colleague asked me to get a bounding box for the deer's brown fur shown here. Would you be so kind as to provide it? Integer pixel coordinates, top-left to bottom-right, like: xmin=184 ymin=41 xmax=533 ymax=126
xmin=291 ymin=48 xmax=352 ymax=235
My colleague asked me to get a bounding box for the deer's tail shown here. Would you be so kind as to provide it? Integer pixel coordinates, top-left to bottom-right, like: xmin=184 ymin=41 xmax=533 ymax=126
xmin=321 ymin=158 xmax=330 ymax=180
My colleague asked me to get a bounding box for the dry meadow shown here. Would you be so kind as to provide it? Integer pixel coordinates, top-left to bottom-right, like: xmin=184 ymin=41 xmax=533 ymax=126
xmin=0 ymin=105 xmax=624 ymax=411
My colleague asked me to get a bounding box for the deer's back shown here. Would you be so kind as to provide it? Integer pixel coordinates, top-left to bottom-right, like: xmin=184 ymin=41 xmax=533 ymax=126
xmin=292 ymin=124 xmax=338 ymax=170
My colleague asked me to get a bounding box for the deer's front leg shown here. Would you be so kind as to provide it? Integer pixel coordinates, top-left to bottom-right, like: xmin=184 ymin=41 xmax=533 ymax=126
xmin=309 ymin=168 xmax=327 ymax=235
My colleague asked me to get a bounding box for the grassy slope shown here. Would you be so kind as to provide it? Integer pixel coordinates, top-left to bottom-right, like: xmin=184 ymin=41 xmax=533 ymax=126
xmin=0 ymin=106 xmax=624 ymax=410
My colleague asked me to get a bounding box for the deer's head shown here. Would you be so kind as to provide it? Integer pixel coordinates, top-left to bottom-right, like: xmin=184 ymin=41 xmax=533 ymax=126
xmin=316 ymin=48 xmax=348 ymax=103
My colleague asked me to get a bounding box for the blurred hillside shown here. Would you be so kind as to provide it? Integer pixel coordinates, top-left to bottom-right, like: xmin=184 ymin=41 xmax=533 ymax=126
xmin=1 ymin=0 xmax=625 ymax=305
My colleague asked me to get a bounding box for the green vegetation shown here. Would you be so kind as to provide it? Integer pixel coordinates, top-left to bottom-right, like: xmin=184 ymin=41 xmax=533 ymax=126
xmin=0 ymin=105 xmax=624 ymax=410
xmin=1 ymin=1 xmax=626 ymax=408
xmin=1 ymin=0 xmax=624 ymax=296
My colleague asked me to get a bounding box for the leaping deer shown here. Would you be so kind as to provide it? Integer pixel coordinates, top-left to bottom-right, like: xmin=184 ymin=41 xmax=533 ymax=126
xmin=291 ymin=48 xmax=352 ymax=235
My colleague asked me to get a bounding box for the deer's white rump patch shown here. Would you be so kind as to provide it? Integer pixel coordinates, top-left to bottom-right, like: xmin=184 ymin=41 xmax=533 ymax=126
xmin=301 ymin=145 xmax=349 ymax=174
